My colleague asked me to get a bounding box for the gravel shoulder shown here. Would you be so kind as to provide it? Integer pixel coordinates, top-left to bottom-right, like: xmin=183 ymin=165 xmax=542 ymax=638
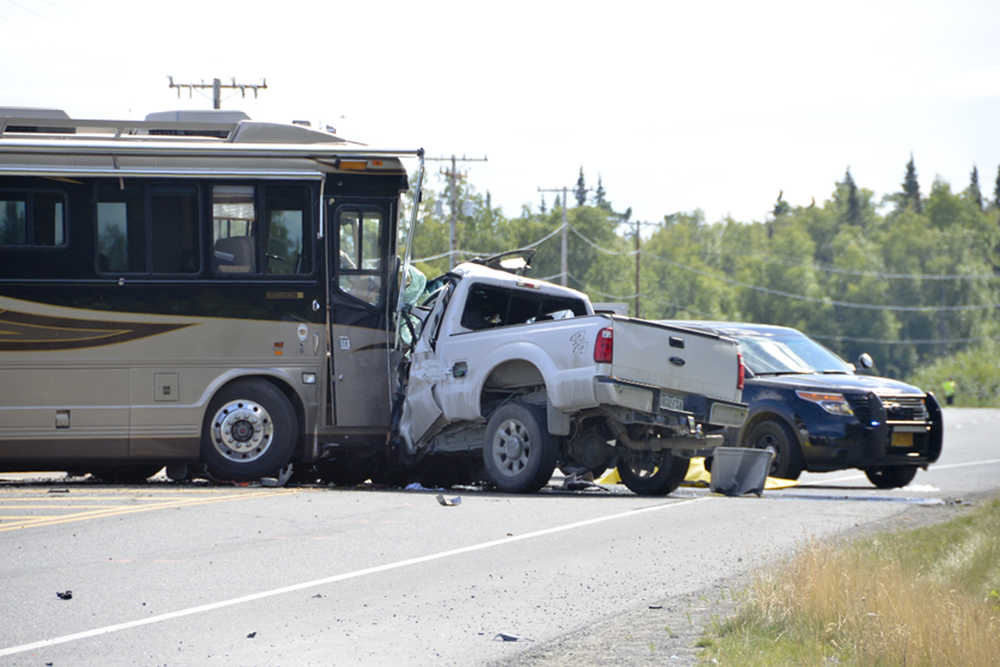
xmin=496 ymin=492 xmax=993 ymax=667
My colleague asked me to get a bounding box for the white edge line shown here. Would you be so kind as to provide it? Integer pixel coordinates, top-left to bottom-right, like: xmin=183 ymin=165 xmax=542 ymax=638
xmin=0 ymin=495 xmax=711 ymax=658
xmin=821 ymin=457 xmax=1000 ymax=485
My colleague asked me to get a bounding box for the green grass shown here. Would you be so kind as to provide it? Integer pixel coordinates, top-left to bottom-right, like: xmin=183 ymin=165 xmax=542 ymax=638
xmin=700 ymin=497 xmax=1000 ymax=666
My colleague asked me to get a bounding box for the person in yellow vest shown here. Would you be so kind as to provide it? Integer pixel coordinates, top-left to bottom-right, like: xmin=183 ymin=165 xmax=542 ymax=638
xmin=942 ymin=378 xmax=956 ymax=405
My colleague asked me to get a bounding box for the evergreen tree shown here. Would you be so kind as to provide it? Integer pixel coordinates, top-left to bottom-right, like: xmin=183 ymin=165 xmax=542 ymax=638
xmin=901 ymin=154 xmax=923 ymax=213
xmin=595 ymin=175 xmax=608 ymax=210
xmin=539 ymin=193 xmax=547 ymax=214
xmin=574 ymin=167 xmax=587 ymax=207
xmin=772 ymin=190 xmax=791 ymax=218
xmin=843 ymin=168 xmax=861 ymax=225
xmin=994 ymin=164 xmax=1000 ymax=209
xmin=968 ymin=165 xmax=983 ymax=211
xmin=553 ymin=194 xmax=562 ymax=210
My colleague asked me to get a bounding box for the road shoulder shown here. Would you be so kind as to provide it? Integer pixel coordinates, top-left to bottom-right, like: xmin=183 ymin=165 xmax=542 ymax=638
xmin=498 ymin=493 xmax=987 ymax=667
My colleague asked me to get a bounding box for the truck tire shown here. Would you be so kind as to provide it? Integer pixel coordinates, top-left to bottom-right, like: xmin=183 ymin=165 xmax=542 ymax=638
xmin=743 ymin=419 xmax=803 ymax=480
xmin=201 ymin=379 xmax=297 ymax=482
xmin=865 ymin=465 xmax=918 ymax=489
xmin=482 ymin=402 xmax=558 ymax=493
xmin=617 ymin=450 xmax=690 ymax=496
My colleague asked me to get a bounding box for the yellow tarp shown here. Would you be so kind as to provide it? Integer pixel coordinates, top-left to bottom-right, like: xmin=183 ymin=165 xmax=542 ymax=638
xmin=596 ymin=457 xmax=798 ymax=490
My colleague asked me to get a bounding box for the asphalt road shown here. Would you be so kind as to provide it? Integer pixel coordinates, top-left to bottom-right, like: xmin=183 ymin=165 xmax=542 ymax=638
xmin=1 ymin=408 xmax=997 ymax=666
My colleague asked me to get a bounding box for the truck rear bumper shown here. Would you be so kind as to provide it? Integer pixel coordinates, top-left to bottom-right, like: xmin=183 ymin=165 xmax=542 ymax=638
xmin=594 ymin=375 xmax=747 ymax=428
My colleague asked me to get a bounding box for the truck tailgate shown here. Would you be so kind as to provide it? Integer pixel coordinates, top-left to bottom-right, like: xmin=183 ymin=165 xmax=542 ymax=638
xmin=611 ymin=318 xmax=741 ymax=403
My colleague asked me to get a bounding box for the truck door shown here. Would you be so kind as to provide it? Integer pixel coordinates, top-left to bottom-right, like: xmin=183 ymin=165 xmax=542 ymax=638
xmin=329 ymin=201 xmax=392 ymax=427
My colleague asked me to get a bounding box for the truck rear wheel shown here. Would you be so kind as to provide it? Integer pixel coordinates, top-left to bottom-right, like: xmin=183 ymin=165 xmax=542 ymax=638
xmin=617 ymin=450 xmax=690 ymax=496
xmin=483 ymin=402 xmax=558 ymax=493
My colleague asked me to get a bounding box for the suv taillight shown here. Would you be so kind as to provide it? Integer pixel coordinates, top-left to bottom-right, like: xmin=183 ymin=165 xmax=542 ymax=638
xmin=594 ymin=327 xmax=614 ymax=363
xmin=737 ymin=353 xmax=745 ymax=390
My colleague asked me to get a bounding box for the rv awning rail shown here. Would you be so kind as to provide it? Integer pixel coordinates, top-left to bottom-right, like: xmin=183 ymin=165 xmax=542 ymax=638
xmin=0 ymin=116 xmax=243 ymax=136
xmin=0 ymin=137 xmax=424 ymax=160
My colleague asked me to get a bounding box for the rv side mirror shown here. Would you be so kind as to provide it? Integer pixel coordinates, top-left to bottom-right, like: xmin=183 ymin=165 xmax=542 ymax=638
xmin=857 ymin=353 xmax=874 ymax=370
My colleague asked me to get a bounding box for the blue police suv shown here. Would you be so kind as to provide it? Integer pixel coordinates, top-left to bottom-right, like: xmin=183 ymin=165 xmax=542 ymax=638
xmin=664 ymin=322 xmax=943 ymax=488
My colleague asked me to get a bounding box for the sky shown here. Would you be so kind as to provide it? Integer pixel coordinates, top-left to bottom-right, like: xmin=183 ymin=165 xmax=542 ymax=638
xmin=2 ymin=0 xmax=999 ymax=224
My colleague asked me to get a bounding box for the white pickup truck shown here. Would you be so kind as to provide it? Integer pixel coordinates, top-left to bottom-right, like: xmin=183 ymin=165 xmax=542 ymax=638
xmin=395 ymin=258 xmax=748 ymax=495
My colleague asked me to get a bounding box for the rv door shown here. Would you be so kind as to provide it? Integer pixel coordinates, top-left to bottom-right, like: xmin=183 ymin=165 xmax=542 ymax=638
xmin=328 ymin=201 xmax=393 ymax=427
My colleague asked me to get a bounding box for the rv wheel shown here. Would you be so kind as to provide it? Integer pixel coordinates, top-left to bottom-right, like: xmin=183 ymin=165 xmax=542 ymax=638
xmin=201 ymin=379 xmax=297 ymax=482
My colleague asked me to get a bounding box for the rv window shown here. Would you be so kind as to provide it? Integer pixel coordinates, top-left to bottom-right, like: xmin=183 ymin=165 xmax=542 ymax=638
xmin=265 ymin=186 xmax=309 ymax=275
xmin=96 ymin=185 xmax=145 ymax=272
xmin=151 ymin=187 xmax=199 ymax=273
xmin=337 ymin=209 xmax=382 ymax=305
xmin=212 ymin=185 xmax=256 ymax=274
xmin=0 ymin=198 xmax=26 ymax=245
xmin=0 ymin=191 xmax=66 ymax=247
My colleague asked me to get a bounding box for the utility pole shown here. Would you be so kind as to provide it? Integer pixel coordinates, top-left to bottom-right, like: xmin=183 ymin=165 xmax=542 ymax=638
xmin=538 ymin=184 xmax=590 ymax=287
xmin=634 ymin=217 xmax=641 ymax=318
xmin=537 ymin=186 xmax=571 ymax=286
xmin=426 ymin=154 xmax=488 ymax=269
xmin=167 ymin=76 xmax=268 ymax=110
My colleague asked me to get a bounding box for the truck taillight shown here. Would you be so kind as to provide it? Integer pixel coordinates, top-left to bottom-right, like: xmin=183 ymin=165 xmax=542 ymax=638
xmin=594 ymin=327 xmax=614 ymax=363
xmin=737 ymin=353 xmax=745 ymax=390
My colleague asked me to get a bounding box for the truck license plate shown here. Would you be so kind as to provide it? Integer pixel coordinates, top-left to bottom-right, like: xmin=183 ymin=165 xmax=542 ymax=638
xmin=660 ymin=392 xmax=685 ymax=412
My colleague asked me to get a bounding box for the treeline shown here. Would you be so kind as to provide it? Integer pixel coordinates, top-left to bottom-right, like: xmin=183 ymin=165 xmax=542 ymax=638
xmin=403 ymin=159 xmax=1000 ymax=392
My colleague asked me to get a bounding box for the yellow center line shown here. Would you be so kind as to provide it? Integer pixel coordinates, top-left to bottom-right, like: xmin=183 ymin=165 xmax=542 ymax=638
xmin=0 ymin=487 xmax=279 ymax=496
xmin=0 ymin=489 xmax=300 ymax=532
xmin=0 ymin=504 xmax=132 ymax=509
xmin=0 ymin=495 xmax=245 ymax=502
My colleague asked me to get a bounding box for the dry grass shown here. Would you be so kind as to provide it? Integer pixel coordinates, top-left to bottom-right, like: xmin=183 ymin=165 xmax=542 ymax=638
xmin=703 ymin=497 xmax=1000 ymax=666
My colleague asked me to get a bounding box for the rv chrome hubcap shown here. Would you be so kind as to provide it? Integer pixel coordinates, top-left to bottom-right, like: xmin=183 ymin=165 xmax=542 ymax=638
xmin=211 ymin=400 xmax=273 ymax=463
xmin=492 ymin=419 xmax=531 ymax=476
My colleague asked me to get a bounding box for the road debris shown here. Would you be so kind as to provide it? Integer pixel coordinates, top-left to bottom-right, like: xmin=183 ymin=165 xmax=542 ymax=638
xmin=436 ymin=494 xmax=461 ymax=506
xmin=56 ymin=590 xmax=72 ymax=600
xmin=493 ymin=633 xmax=533 ymax=642
xmin=246 ymin=632 xmax=257 ymax=639
xmin=47 ymin=488 xmax=70 ymax=494
xmin=261 ymin=464 xmax=294 ymax=488
xmin=560 ymin=473 xmax=609 ymax=492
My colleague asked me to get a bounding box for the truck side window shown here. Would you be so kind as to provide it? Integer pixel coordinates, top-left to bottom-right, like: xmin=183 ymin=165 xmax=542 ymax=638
xmin=460 ymin=284 xmax=588 ymax=331
xmin=461 ymin=285 xmax=505 ymax=330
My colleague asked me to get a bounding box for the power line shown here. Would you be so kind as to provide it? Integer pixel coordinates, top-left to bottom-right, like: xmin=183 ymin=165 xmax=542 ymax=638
xmin=425 ymin=154 xmax=488 ymax=269
xmin=411 ymin=222 xmax=564 ymax=265
xmin=734 ymin=249 xmax=999 ymax=281
xmin=407 ymin=215 xmax=998 ymax=312
xmin=537 ymin=186 xmax=573 ymax=286
xmin=565 ymin=224 xmax=999 ymax=312
xmin=810 ymin=334 xmax=1000 ymax=345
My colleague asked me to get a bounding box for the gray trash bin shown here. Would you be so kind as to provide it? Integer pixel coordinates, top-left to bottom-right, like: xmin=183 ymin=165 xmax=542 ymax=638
xmin=710 ymin=447 xmax=774 ymax=497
